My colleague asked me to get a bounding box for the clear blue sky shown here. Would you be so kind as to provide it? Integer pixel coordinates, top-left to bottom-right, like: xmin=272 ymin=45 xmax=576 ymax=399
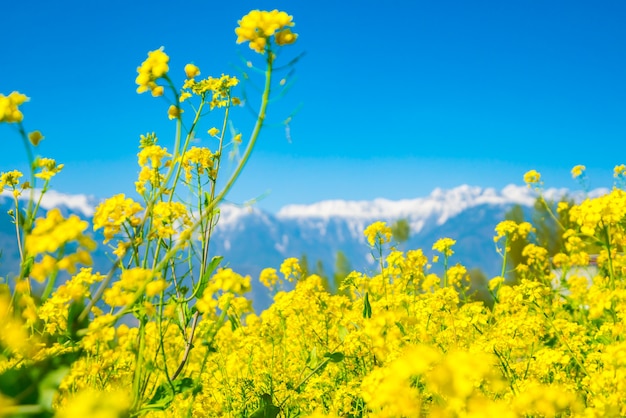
xmin=1 ymin=1 xmax=624 ymax=212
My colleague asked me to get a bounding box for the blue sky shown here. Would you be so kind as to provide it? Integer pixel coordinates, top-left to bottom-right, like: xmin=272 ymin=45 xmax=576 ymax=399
xmin=1 ymin=1 xmax=624 ymax=213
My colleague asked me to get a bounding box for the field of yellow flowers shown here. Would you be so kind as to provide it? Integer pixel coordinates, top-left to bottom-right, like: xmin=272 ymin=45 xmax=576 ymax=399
xmin=2 ymin=9 xmax=626 ymax=418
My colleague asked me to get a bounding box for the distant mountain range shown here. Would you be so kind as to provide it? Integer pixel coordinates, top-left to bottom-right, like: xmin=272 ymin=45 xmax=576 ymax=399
xmin=0 ymin=185 xmax=608 ymax=310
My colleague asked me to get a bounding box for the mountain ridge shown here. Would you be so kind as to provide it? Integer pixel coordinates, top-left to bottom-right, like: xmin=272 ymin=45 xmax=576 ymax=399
xmin=0 ymin=184 xmax=609 ymax=310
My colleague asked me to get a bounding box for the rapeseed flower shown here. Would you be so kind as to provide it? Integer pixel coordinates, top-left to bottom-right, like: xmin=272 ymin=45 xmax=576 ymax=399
xmin=184 ymin=63 xmax=201 ymax=79
xmin=28 ymin=130 xmax=44 ymax=146
xmin=93 ymin=194 xmax=143 ymax=243
xmin=167 ymin=104 xmax=183 ymax=120
xmin=524 ymin=169 xmax=541 ymax=186
xmin=25 ymin=208 xmax=91 ymax=255
xmin=0 ymin=170 xmax=23 ymax=190
xmin=135 ymin=47 xmax=169 ymax=96
xmin=0 ymin=91 xmax=28 ymax=123
xmin=34 ymin=157 xmax=64 ymax=181
xmin=571 ymin=164 xmax=586 ymax=179
xmin=235 ymin=10 xmax=297 ymax=54
xmin=432 ymin=237 xmax=456 ymax=257
xmin=363 ymin=221 xmax=392 ymax=246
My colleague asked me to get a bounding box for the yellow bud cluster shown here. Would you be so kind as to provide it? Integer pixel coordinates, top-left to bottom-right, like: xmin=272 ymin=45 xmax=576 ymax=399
xmin=235 ymin=10 xmax=297 ymax=54
xmin=0 ymin=91 xmax=28 ymax=123
xmin=135 ymin=47 xmax=169 ymax=96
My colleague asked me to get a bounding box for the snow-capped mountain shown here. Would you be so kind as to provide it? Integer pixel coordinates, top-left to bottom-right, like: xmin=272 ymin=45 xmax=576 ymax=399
xmin=0 ymin=185 xmax=608 ymax=310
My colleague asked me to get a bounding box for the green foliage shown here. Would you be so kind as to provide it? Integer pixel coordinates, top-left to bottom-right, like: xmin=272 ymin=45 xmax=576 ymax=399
xmin=391 ymin=218 xmax=410 ymax=244
xmin=333 ymin=250 xmax=352 ymax=295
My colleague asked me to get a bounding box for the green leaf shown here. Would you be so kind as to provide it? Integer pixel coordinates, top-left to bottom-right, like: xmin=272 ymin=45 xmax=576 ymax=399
xmin=38 ymin=367 xmax=69 ymax=412
xmin=67 ymin=299 xmax=89 ymax=341
xmin=306 ymin=346 xmax=319 ymax=370
xmin=20 ymin=255 xmax=34 ymax=279
xmin=172 ymin=377 xmax=195 ymax=394
xmin=248 ymin=393 xmax=280 ymax=418
xmin=363 ymin=292 xmax=372 ymax=319
xmin=338 ymin=324 xmax=349 ymax=342
xmin=324 ymin=352 xmax=345 ymax=363
xmin=193 ymin=256 xmax=223 ymax=298
xmin=147 ymin=382 xmax=174 ymax=410
xmin=395 ymin=321 xmax=406 ymax=336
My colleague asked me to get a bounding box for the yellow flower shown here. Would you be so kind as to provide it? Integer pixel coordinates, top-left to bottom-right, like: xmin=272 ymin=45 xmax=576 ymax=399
xmin=34 ymin=157 xmax=64 ymax=181
xmin=182 ymin=146 xmax=214 ymax=182
xmin=208 ymin=127 xmax=220 ymax=137
xmin=137 ymin=144 xmax=170 ymax=168
xmin=93 ymin=194 xmax=143 ymax=243
xmin=25 ymin=208 xmax=90 ymax=255
xmin=432 ymin=237 xmax=456 ymax=257
xmin=363 ymin=221 xmax=392 ymax=246
xmin=235 ymin=10 xmax=297 ymax=54
xmin=0 ymin=170 xmax=23 ymax=189
xmin=571 ymin=164 xmax=586 ymax=179
xmin=28 ymin=130 xmax=44 ymax=146
xmin=136 ymin=47 xmax=169 ymax=95
xmin=182 ymin=74 xmax=239 ymax=109
xmin=184 ymin=63 xmax=201 ymax=78
xmin=275 ymin=28 xmax=298 ymax=46
xmin=488 ymin=276 xmax=505 ymax=291
xmin=523 ymin=169 xmax=541 ymax=186
xmin=167 ymin=104 xmax=183 ymax=120
xmin=280 ymin=257 xmax=302 ymax=282
xmin=146 ymin=278 xmax=168 ymax=297
xmin=259 ymin=267 xmax=279 ymax=288
xmin=209 ymin=268 xmax=251 ymax=295
xmin=56 ymin=389 xmax=130 ymax=418
xmin=151 ymin=201 xmax=191 ymax=238
xmin=0 ymin=91 xmax=29 ymax=123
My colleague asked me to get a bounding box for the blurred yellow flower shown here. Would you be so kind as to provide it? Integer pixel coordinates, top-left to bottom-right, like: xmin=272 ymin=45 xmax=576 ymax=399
xmin=184 ymin=63 xmax=201 ymax=78
xmin=235 ymin=10 xmax=297 ymax=54
xmin=432 ymin=237 xmax=456 ymax=257
xmin=34 ymin=157 xmax=64 ymax=181
xmin=136 ymin=47 xmax=169 ymax=96
xmin=571 ymin=164 xmax=586 ymax=179
xmin=0 ymin=91 xmax=28 ymax=123
xmin=28 ymin=130 xmax=44 ymax=146
xmin=167 ymin=104 xmax=183 ymax=120
xmin=523 ymin=169 xmax=541 ymax=186
xmin=363 ymin=221 xmax=392 ymax=246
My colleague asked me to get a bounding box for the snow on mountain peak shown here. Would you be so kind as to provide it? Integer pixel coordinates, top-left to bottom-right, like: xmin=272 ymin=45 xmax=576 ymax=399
xmin=276 ymin=184 xmax=537 ymax=222
xmin=273 ymin=183 xmax=613 ymax=234
xmin=1 ymin=189 xmax=96 ymax=217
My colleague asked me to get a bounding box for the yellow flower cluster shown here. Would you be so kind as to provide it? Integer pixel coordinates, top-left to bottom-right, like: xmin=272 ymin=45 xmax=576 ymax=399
xmin=494 ymin=219 xmax=534 ymax=243
xmin=10 ymin=9 xmax=626 ymax=418
xmin=363 ymin=221 xmax=392 ymax=246
xmin=25 ymin=208 xmax=92 ymax=255
xmin=34 ymin=157 xmax=64 ymax=181
xmin=1 ymin=10 xmax=304 ymax=417
xmin=181 ymin=74 xmax=239 ymax=109
xmin=150 ymin=201 xmax=191 ymax=239
xmin=181 ymin=146 xmax=215 ymax=183
xmin=0 ymin=91 xmax=28 ymax=123
xmin=280 ymin=257 xmax=302 ymax=282
xmin=235 ymin=10 xmax=297 ymax=53
xmin=432 ymin=237 xmax=456 ymax=257
xmin=93 ymin=194 xmax=143 ymax=243
xmin=0 ymin=170 xmax=24 ymax=192
xmin=135 ymin=47 xmax=169 ymax=96
xmin=569 ymin=188 xmax=626 ymax=236
xmin=571 ymin=164 xmax=586 ymax=179
xmin=523 ymin=169 xmax=541 ymax=186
